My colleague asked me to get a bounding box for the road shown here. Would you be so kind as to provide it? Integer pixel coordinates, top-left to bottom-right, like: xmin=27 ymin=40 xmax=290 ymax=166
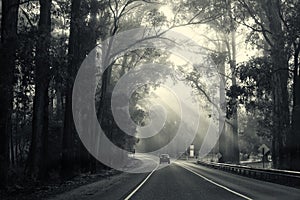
xmin=125 ymin=161 xmax=300 ymax=200
xmin=128 ymin=162 xmax=243 ymax=200
xmin=49 ymin=159 xmax=300 ymax=200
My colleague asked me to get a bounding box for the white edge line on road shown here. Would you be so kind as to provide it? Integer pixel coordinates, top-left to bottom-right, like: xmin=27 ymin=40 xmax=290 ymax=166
xmin=176 ymin=162 xmax=253 ymax=200
xmin=124 ymin=165 xmax=158 ymax=200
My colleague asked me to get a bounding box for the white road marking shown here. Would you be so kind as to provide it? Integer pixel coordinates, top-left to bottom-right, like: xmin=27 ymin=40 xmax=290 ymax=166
xmin=176 ymin=162 xmax=253 ymax=200
xmin=124 ymin=164 xmax=158 ymax=200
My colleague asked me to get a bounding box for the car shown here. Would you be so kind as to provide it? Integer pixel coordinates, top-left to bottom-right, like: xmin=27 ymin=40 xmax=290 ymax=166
xmin=159 ymin=154 xmax=170 ymax=164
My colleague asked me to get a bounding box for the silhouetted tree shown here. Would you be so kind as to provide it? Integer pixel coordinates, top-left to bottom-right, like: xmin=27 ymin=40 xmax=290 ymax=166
xmin=0 ymin=0 xmax=20 ymax=188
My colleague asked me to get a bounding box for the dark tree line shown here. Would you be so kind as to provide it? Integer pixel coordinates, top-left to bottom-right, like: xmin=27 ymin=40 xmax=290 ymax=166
xmin=175 ymin=0 xmax=300 ymax=169
xmin=0 ymin=0 xmax=162 ymax=189
xmin=236 ymin=0 xmax=300 ymax=170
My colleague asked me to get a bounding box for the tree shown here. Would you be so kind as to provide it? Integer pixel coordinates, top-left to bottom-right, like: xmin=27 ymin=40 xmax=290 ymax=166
xmin=224 ymin=0 xmax=240 ymax=163
xmin=173 ymin=0 xmax=243 ymax=163
xmin=284 ymin=0 xmax=300 ymax=170
xmin=238 ymin=57 xmax=273 ymax=139
xmin=238 ymin=0 xmax=291 ymax=169
xmin=27 ymin=0 xmax=52 ymax=180
xmin=263 ymin=0 xmax=290 ymax=169
xmin=61 ymin=0 xmax=82 ymax=179
xmin=0 ymin=0 xmax=20 ymax=188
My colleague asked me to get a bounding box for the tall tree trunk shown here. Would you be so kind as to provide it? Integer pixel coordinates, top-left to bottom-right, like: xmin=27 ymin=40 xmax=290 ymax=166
xmin=61 ymin=0 xmax=82 ymax=180
xmin=28 ymin=0 xmax=52 ymax=180
xmin=264 ymin=0 xmax=290 ymax=169
xmin=229 ymin=28 xmax=240 ymax=164
xmin=0 ymin=0 xmax=19 ymax=189
xmin=55 ymin=87 xmax=63 ymax=120
xmin=218 ymin=49 xmax=227 ymax=163
xmin=15 ymin=117 xmax=19 ymax=166
xmin=10 ymin=129 xmax=15 ymax=166
xmin=291 ymin=45 xmax=300 ymax=170
xmin=86 ymin=0 xmax=98 ymax=174
xmin=219 ymin=0 xmax=239 ymax=164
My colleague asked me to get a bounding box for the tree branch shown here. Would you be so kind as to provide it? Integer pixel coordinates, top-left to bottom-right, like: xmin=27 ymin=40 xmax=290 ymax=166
xmin=237 ymin=0 xmax=274 ymax=47
xmin=20 ymin=7 xmax=35 ymax=28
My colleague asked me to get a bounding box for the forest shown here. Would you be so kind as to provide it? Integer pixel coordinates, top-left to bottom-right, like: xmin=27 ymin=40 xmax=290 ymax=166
xmin=0 ymin=0 xmax=299 ymax=194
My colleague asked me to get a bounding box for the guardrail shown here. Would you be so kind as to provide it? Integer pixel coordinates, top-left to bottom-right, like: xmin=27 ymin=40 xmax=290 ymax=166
xmin=197 ymin=160 xmax=300 ymax=188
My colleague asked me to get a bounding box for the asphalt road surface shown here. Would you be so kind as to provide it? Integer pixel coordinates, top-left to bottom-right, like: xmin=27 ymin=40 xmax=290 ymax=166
xmin=49 ymin=159 xmax=300 ymax=200
xmin=125 ymin=161 xmax=300 ymax=200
